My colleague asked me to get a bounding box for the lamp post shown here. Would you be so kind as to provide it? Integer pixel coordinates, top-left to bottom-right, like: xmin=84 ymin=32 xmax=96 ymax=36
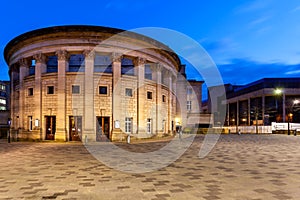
xmin=274 ymin=88 xmax=285 ymax=122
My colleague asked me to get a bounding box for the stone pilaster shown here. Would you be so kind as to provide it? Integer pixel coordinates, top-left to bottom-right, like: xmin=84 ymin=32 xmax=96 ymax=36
xmin=83 ymin=50 xmax=95 ymax=141
xmin=9 ymin=65 xmax=18 ymax=128
xmin=33 ymin=53 xmax=47 ymax=140
xmin=166 ymin=70 xmax=173 ymax=133
xmin=55 ymin=50 xmax=69 ymax=141
xmin=134 ymin=57 xmax=146 ymax=136
xmin=18 ymin=58 xmax=29 ymax=132
xmin=176 ymin=70 xmax=187 ymax=129
xmin=111 ymin=52 xmax=123 ymax=141
xmin=152 ymin=63 xmax=163 ymax=136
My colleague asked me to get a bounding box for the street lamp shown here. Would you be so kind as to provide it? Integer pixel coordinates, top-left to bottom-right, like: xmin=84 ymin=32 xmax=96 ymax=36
xmin=274 ymin=88 xmax=285 ymax=122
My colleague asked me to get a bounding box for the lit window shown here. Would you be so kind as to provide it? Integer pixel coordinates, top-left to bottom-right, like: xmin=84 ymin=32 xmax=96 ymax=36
xmin=125 ymin=117 xmax=132 ymax=133
xmin=72 ymin=85 xmax=80 ymax=94
xmin=0 ymin=99 xmax=6 ymax=104
xmin=147 ymin=118 xmax=152 ymax=134
xmin=125 ymin=88 xmax=133 ymax=97
xmin=28 ymin=88 xmax=33 ymax=96
xmin=147 ymin=91 xmax=153 ymax=100
xmin=47 ymin=86 xmax=54 ymax=94
xmin=187 ymin=101 xmax=192 ymax=111
xmin=99 ymin=86 xmax=108 ymax=95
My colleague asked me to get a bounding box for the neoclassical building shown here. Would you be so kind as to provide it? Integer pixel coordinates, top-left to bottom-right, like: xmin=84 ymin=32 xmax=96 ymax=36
xmin=4 ymin=25 xmax=203 ymax=142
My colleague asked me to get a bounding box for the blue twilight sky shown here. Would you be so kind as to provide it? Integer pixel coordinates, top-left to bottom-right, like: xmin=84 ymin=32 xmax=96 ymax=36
xmin=1 ymin=0 xmax=300 ymax=89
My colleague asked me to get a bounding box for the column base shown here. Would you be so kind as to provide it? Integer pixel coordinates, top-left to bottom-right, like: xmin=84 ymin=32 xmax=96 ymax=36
xmin=55 ymin=130 xmax=66 ymax=142
xmin=111 ymin=128 xmax=126 ymax=142
xmin=83 ymin=129 xmax=96 ymax=142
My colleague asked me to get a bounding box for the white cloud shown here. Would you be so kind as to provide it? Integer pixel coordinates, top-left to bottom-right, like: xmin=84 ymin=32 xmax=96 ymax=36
xmin=285 ymin=70 xmax=300 ymax=75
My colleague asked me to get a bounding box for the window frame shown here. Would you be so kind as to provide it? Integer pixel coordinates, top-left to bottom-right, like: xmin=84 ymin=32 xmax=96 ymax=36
xmin=147 ymin=91 xmax=153 ymax=100
xmin=71 ymin=85 xmax=80 ymax=94
xmin=99 ymin=86 xmax=108 ymax=95
xmin=125 ymin=88 xmax=133 ymax=97
xmin=125 ymin=117 xmax=132 ymax=133
xmin=47 ymin=86 xmax=55 ymax=95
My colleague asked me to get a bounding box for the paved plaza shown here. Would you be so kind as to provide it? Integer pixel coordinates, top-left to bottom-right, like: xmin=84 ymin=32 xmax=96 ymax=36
xmin=1 ymin=134 xmax=300 ymax=200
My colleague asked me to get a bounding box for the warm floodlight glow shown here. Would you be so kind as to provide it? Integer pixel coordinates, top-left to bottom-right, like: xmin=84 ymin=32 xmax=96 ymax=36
xmin=294 ymin=100 xmax=300 ymax=104
xmin=274 ymin=88 xmax=283 ymax=95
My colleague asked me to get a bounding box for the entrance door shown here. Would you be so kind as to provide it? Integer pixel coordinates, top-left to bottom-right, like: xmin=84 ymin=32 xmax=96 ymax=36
xmin=45 ymin=116 xmax=56 ymax=140
xmin=69 ymin=116 xmax=82 ymax=141
xmin=96 ymin=116 xmax=110 ymax=141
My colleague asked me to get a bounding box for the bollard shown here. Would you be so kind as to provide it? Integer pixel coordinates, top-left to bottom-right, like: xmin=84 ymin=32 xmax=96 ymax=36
xmin=85 ymin=135 xmax=88 ymax=144
xmin=7 ymin=130 xmax=10 ymax=143
xmin=127 ymin=134 xmax=130 ymax=144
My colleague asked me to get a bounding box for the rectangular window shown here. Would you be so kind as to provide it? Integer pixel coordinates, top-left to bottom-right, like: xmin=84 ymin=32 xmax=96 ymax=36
xmin=47 ymin=86 xmax=54 ymax=94
xmin=187 ymin=101 xmax=192 ymax=111
xmin=162 ymin=95 xmax=166 ymax=102
xmin=147 ymin=91 xmax=153 ymax=100
xmin=125 ymin=88 xmax=133 ymax=97
xmin=28 ymin=116 xmax=33 ymax=131
xmin=0 ymin=85 xmax=5 ymax=91
xmin=147 ymin=118 xmax=152 ymax=134
xmin=28 ymin=88 xmax=33 ymax=96
xmin=125 ymin=117 xmax=132 ymax=133
xmin=99 ymin=86 xmax=108 ymax=95
xmin=72 ymin=85 xmax=80 ymax=94
xmin=0 ymin=99 xmax=6 ymax=104
xmin=187 ymin=87 xmax=193 ymax=95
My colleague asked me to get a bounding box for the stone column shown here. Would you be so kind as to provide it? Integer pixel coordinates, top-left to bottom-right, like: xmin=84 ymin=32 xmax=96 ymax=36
xmin=111 ymin=53 xmax=122 ymax=141
xmin=18 ymin=58 xmax=29 ymax=133
xmin=34 ymin=53 xmax=47 ymax=140
xmin=152 ymin=63 xmax=162 ymax=136
xmin=55 ymin=50 xmax=69 ymax=141
xmin=83 ymin=50 xmax=95 ymax=141
xmin=134 ymin=57 xmax=146 ymax=136
xmin=166 ymin=70 xmax=173 ymax=134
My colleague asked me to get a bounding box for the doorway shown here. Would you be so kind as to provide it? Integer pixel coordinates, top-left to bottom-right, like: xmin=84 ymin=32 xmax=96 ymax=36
xmin=45 ymin=116 xmax=56 ymax=140
xmin=96 ymin=116 xmax=110 ymax=141
xmin=69 ymin=116 xmax=82 ymax=141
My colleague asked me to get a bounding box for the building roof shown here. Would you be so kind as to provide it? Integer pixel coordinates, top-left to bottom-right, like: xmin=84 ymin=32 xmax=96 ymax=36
xmin=227 ymin=78 xmax=300 ymax=98
xmin=4 ymin=25 xmax=181 ymax=69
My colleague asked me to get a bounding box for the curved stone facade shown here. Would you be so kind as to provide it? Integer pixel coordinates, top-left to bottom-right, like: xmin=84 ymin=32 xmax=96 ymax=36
xmin=4 ymin=25 xmax=187 ymax=142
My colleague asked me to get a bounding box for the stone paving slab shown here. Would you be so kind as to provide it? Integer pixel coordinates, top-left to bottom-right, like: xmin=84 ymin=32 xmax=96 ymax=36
xmin=0 ymin=134 xmax=300 ymax=199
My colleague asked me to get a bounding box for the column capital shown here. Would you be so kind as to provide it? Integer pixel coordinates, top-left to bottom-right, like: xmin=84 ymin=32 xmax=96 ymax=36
xmin=151 ymin=63 xmax=163 ymax=72
xmin=56 ymin=50 xmax=69 ymax=61
xmin=111 ymin=52 xmax=123 ymax=63
xmin=133 ymin=57 xmax=146 ymax=66
xmin=83 ymin=49 xmax=95 ymax=60
xmin=18 ymin=58 xmax=29 ymax=68
xmin=33 ymin=53 xmax=47 ymax=64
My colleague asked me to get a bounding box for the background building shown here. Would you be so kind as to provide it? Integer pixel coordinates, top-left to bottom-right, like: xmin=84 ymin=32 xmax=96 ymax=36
xmin=0 ymin=80 xmax=10 ymax=138
xmin=205 ymin=78 xmax=300 ymax=129
xmin=4 ymin=25 xmax=205 ymax=142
